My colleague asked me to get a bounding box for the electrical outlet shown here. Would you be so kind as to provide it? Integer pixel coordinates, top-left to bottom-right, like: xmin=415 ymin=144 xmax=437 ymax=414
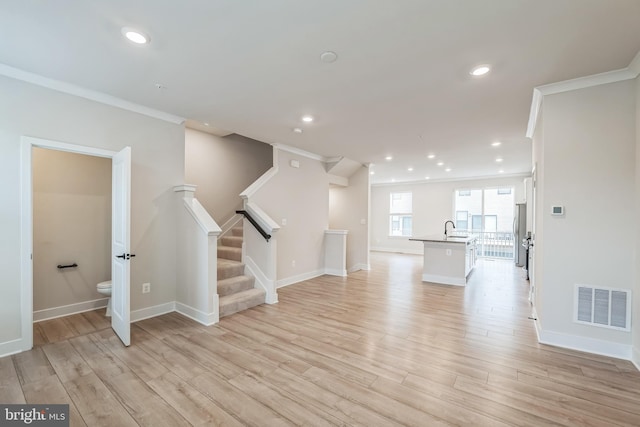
xmin=142 ymin=282 xmax=151 ymax=293
xmin=292 ymin=260 xmax=296 ymax=267
xmin=446 ymin=249 xmax=452 ymax=256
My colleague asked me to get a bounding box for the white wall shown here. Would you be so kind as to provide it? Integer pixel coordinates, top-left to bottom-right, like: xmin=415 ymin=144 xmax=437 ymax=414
xmin=329 ymin=166 xmax=370 ymax=272
xmin=634 ymin=75 xmax=640 ymax=365
xmin=0 ymin=75 xmax=184 ymax=350
xmin=371 ymin=176 xmax=527 ymax=254
xmin=251 ymin=148 xmax=329 ymax=285
xmin=531 ymin=107 xmax=544 ymax=314
xmin=536 ymin=80 xmax=636 ymax=352
xmin=185 ymin=129 xmax=272 ymax=224
xmin=33 ymin=149 xmax=111 ymax=313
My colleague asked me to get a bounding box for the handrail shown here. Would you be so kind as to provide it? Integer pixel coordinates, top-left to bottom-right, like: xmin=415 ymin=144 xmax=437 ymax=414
xmin=236 ymin=210 xmax=271 ymax=242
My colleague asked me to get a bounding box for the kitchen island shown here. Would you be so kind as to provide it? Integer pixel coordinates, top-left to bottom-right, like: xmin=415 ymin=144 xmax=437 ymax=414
xmin=409 ymin=234 xmax=477 ymax=286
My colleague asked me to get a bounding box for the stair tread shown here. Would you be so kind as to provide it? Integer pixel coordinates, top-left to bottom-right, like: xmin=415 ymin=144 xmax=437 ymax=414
xmin=220 ymin=288 xmax=265 ymax=304
xmin=222 ymin=236 xmax=243 ymax=242
xmin=217 ymin=276 xmax=254 ymax=297
xmin=217 ymin=258 xmax=245 ymax=280
xmin=217 ymin=258 xmax=243 ymax=267
xmin=218 ymin=245 xmax=242 ymax=262
xmin=218 ymin=274 xmax=253 ymax=285
xmin=221 ymin=235 xmax=243 ymax=248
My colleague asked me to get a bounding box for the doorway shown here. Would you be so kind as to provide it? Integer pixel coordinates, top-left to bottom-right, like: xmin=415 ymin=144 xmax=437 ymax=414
xmin=20 ymin=136 xmax=132 ymax=350
xmin=32 ymin=148 xmax=111 ymax=322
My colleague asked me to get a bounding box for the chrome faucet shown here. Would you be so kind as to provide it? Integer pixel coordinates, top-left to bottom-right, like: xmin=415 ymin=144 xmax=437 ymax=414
xmin=444 ymin=220 xmax=455 ymax=237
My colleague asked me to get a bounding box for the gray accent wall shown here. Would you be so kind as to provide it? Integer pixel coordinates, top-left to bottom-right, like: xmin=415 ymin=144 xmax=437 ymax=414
xmin=185 ymin=129 xmax=273 ymax=224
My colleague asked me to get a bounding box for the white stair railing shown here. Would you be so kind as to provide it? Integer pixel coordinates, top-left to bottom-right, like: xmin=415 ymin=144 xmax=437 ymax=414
xmin=174 ymin=185 xmax=221 ymax=325
xmin=238 ymin=201 xmax=280 ymax=304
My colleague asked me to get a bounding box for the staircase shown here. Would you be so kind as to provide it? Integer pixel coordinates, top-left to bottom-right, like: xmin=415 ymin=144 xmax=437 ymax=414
xmin=217 ymin=225 xmax=266 ymax=317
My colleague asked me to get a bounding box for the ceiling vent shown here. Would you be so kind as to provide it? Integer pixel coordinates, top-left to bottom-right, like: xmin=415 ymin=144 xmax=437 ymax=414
xmin=574 ymin=285 xmax=630 ymax=331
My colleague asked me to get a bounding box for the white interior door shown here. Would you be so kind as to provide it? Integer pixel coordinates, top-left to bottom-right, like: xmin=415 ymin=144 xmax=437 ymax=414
xmin=112 ymin=147 xmax=131 ymax=346
xmin=529 ymin=167 xmax=537 ymax=305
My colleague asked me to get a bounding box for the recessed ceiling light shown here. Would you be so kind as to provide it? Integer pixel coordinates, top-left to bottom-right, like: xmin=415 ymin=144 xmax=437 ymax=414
xmin=385 ymin=156 xmax=393 ymax=161
xmin=491 ymin=141 xmax=501 ymax=147
xmin=470 ymin=65 xmax=490 ymax=76
xmin=445 ymin=168 xmax=452 ymax=172
xmin=437 ymin=162 xmax=444 ymax=166
xmin=425 ymin=176 xmax=430 ymax=180
xmin=320 ymin=51 xmax=338 ymax=63
xmin=203 ymin=122 xmax=210 ymax=126
xmin=407 ymin=167 xmax=414 ymax=172
xmin=292 ymin=128 xmax=303 ymax=134
xmin=427 ymin=154 xmax=435 ymax=159
xmin=391 ymin=178 xmax=396 ymax=183
xmin=496 ymin=158 xmax=503 ymax=162
xmin=121 ymin=27 xmax=149 ymax=44
xmin=499 ymin=170 xmax=504 ymax=174
xmin=302 ymin=115 xmax=314 ymax=123
xmin=370 ymin=171 xmax=375 ymax=175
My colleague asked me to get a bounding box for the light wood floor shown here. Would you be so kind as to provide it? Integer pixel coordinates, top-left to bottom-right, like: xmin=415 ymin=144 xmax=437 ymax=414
xmin=4 ymin=253 xmax=640 ymax=426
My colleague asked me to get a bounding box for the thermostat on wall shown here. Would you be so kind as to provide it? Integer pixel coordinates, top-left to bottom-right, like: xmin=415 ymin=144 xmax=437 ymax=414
xmin=551 ymin=205 xmax=564 ymax=216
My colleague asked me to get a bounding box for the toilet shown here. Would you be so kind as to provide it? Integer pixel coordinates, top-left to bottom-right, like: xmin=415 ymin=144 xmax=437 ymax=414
xmin=96 ymin=280 xmax=112 ymax=317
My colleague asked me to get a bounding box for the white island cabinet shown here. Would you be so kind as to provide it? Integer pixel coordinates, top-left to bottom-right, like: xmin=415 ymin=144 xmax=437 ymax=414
xmin=409 ymin=235 xmax=477 ymax=286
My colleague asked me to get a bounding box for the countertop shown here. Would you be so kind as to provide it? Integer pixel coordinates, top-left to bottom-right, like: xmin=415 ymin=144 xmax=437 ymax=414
xmin=409 ymin=234 xmax=477 ymax=244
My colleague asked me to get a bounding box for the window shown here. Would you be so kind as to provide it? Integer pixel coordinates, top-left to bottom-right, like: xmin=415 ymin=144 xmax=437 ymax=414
xmin=472 ymin=215 xmax=482 ymax=231
xmin=389 ymin=192 xmax=412 ymax=236
xmin=455 ymin=210 xmax=468 ymax=230
xmin=454 ymin=187 xmax=515 ymax=259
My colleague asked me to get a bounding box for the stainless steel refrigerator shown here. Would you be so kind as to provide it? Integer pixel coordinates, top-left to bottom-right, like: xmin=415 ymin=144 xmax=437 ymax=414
xmin=514 ymin=203 xmax=527 ymax=267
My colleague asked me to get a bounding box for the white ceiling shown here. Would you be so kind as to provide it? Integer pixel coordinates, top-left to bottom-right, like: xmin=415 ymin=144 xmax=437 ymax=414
xmin=2 ymin=1 xmax=640 ymax=184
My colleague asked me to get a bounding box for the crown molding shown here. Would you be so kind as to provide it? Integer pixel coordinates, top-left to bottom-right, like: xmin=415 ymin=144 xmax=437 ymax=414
xmin=0 ymin=62 xmax=185 ymax=125
xmin=272 ymin=143 xmax=327 ymax=162
xmin=525 ymin=88 xmax=543 ymax=139
xmin=629 ymin=50 xmax=640 ymax=75
xmin=526 ymin=52 xmax=640 ymax=139
xmin=536 ymin=68 xmax=636 ymax=97
xmin=371 ymin=172 xmax=531 ymax=187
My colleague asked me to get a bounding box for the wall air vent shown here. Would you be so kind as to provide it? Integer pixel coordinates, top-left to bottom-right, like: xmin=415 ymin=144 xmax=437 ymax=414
xmin=574 ymin=285 xmax=631 ymax=331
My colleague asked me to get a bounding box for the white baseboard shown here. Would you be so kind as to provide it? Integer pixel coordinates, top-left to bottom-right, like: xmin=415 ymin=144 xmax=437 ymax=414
xmin=0 ymin=338 xmax=25 ymax=359
xmin=245 ymin=255 xmax=277 ymax=304
xmin=632 ymin=346 xmax=640 ymax=371
xmin=175 ymin=302 xmax=217 ymax=326
xmin=348 ymin=263 xmax=371 ymax=273
xmin=131 ymin=302 xmax=176 ymax=323
xmin=370 ymin=246 xmax=423 ymax=255
xmin=276 ymin=269 xmax=325 ymax=288
xmin=537 ymin=327 xmax=632 ymax=361
xmin=34 ymin=298 xmax=109 ymax=322
xmin=324 ymin=268 xmax=347 ymax=277
xmin=422 ymin=273 xmax=466 ymax=286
